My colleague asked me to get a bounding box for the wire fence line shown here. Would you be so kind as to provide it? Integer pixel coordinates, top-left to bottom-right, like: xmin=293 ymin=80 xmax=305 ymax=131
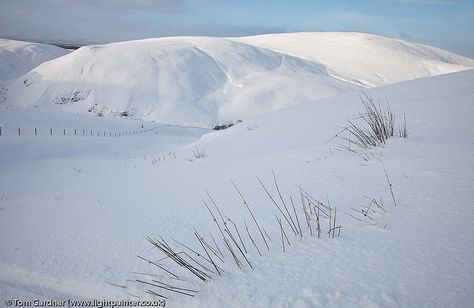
xmin=0 ymin=125 xmax=166 ymax=137
xmin=0 ymin=122 xmax=210 ymax=137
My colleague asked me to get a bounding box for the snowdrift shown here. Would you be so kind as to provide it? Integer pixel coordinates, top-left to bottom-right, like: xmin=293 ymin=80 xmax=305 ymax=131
xmin=0 ymin=38 xmax=70 ymax=84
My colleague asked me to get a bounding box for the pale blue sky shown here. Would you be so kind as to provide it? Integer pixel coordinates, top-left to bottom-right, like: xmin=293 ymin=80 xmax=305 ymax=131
xmin=1 ymin=0 xmax=473 ymax=57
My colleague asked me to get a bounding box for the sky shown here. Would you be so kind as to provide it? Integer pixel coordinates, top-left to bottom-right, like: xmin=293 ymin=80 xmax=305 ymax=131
xmin=0 ymin=0 xmax=473 ymax=57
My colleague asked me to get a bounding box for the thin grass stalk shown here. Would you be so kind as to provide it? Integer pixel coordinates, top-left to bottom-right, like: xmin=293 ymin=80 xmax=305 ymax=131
xmin=145 ymin=289 xmax=168 ymax=299
xmin=172 ymin=238 xmax=214 ymax=265
xmin=203 ymin=200 xmax=228 ymax=244
xmin=138 ymin=279 xmax=194 ymax=297
xmin=277 ymin=217 xmax=285 ymax=253
xmin=200 ymin=237 xmax=225 ymax=263
xmin=222 ymin=237 xmax=242 ymax=269
xmin=230 ymin=180 xmax=269 ymax=251
xmin=276 ymin=215 xmax=291 ymax=246
xmin=301 ymin=195 xmax=313 ymax=237
xmin=262 ymin=227 xmax=272 ymax=242
xmin=316 ymin=203 xmax=321 ymax=239
xmin=383 ymin=167 xmax=397 ymax=207
xmin=151 ymin=279 xmax=197 ymax=294
xmin=272 ymin=170 xmax=298 ymax=235
xmin=298 ymin=186 xmax=332 ymax=212
xmin=258 ymin=176 xmax=297 ymax=235
xmin=210 ymin=233 xmax=224 ymax=258
xmin=224 ymin=228 xmax=253 ymax=269
xmin=205 ymin=192 xmax=249 ymax=264
xmin=290 ymin=196 xmax=303 ymax=238
xmin=137 ymin=254 xmax=180 ymax=279
xmin=244 ymin=219 xmax=262 ymax=256
xmin=328 ymin=202 xmax=332 ymax=238
xmin=194 ymin=229 xmax=221 ymax=276
xmin=162 ymin=242 xmax=218 ymax=274
xmin=155 ymin=236 xmax=210 ymax=281
xmin=226 ymin=216 xmax=248 ymax=253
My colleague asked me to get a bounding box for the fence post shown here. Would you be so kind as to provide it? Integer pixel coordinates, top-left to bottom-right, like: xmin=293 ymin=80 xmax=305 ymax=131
xmin=74 ymin=129 xmax=77 ymax=136
xmin=35 ymin=128 xmax=37 ymax=136
xmin=0 ymin=126 xmax=2 ymax=136
xmin=83 ymin=129 xmax=85 ymax=135
xmin=18 ymin=128 xmax=21 ymax=136
xmin=63 ymin=129 xmax=66 ymax=135
xmin=50 ymin=128 xmax=53 ymax=135
xmin=91 ymin=130 xmax=93 ymax=136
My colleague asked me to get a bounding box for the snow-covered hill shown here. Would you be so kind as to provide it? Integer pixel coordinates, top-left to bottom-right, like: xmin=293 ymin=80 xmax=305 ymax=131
xmin=234 ymin=32 xmax=474 ymax=87
xmin=4 ymin=37 xmax=359 ymax=126
xmin=5 ymin=33 xmax=473 ymax=126
xmin=0 ymin=38 xmax=70 ymax=84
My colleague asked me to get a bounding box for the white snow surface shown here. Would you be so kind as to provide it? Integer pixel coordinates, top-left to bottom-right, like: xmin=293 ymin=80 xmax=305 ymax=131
xmin=1 ymin=69 xmax=473 ymax=307
xmin=234 ymin=32 xmax=474 ymax=87
xmin=0 ymin=38 xmax=70 ymax=84
xmin=4 ymin=37 xmax=358 ymax=126
xmin=4 ymin=33 xmax=473 ymax=126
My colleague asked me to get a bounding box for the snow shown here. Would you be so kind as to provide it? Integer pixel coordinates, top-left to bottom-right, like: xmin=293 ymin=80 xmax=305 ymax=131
xmin=234 ymin=32 xmax=474 ymax=87
xmin=0 ymin=38 xmax=69 ymax=84
xmin=4 ymin=33 xmax=473 ymax=126
xmin=4 ymin=37 xmax=358 ymax=126
xmin=1 ymin=57 xmax=473 ymax=308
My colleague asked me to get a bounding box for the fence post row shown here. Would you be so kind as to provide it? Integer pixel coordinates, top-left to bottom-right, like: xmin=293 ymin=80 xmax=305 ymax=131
xmin=0 ymin=125 xmax=160 ymax=137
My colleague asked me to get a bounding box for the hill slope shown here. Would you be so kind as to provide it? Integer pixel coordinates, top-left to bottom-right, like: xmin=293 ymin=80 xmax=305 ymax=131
xmin=5 ymin=37 xmax=359 ymax=126
xmin=0 ymin=38 xmax=70 ymax=84
xmin=234 ymin=32 xmax=474 ymax=87
xmin=4 ymin=33 xmax=474 ymax=126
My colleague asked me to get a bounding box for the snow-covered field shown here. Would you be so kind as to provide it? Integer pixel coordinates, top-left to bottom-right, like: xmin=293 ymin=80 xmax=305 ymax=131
xmin=0 ymin=33 xmax=473 ymax=308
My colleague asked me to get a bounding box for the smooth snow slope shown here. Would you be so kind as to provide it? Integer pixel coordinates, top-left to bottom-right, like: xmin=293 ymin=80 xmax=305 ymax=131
xmin=234 ymin=32 xmax=474 ymax=87
xmin=6 ymin=33 xmax=473 ymax=126
xmin=5 ymin=37 xmax=359 ymax=126
xmin=0 ymin=38 xmax=70 ymax=84
xmin=1 ymin=69 xmax=473 ymax=307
